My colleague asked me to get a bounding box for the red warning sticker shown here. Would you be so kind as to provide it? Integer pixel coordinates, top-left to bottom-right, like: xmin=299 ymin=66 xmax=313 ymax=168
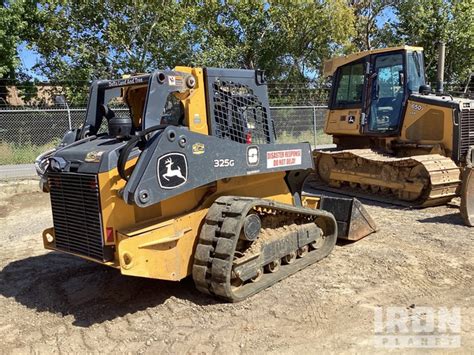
xmin=266 ymin=149 xmax=302 ymax=168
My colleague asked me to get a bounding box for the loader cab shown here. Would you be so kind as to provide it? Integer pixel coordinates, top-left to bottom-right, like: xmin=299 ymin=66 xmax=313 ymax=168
xmin=80 ymin=72 xmax=190 ymax=140
xmin=80 ymin=67 xmax=274 ymax=143
xmin=327 ymin=46 xmax=426 ymax=137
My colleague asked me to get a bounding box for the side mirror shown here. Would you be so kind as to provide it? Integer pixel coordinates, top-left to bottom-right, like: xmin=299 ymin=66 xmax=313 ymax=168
xmin=419 ymin=84 xmax=432 ymax=95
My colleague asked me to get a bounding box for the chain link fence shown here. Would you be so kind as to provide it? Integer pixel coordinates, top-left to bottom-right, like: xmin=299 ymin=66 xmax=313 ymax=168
xmin=0 ymin=105 xmax=330 ymax=165
xmin=271 ymin=106 xmax=330 ymax=146
xmin=0 ymin=107 xmax=86 ymax=165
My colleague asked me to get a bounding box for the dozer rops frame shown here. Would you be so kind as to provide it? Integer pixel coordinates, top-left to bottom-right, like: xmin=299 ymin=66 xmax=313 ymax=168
xmin=36 ymin=67 xmax=376 ymax=302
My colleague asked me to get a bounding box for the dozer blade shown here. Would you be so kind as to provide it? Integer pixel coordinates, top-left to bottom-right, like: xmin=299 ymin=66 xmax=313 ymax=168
xmin=319 ymin=196 xmax=377 ymax=240
xmin=460 ymin=167 xmax=474 ymax=227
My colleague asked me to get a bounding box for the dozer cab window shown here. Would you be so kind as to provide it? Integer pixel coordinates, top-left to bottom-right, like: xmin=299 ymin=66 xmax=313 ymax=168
xmin=407 ymin=51 xmax=426 ymax=93
xmin=368 ymin=53 xmax=404 ymax=133
xmin=334 ymin=63 xmax=364 ymax=108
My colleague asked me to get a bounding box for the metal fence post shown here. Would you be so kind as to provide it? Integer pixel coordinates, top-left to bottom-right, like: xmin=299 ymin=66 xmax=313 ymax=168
xmin=66 ymin=102 xmax=72 ymax=130
xmin=312 ymin=106 xmax=317 ymax=147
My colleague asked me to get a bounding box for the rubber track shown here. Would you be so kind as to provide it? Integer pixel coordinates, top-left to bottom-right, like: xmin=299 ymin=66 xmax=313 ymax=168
xmin=314 ymin=149 xmax=461 ymax=207
xmin=192 ymin=196 xmax=337 ymax=302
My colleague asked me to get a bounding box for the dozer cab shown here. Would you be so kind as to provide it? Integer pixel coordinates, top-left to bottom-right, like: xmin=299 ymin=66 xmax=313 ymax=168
xmin=313 ymin=45 xmax=474 ymax=226
xmin=35 ymin=67 xmax=376 ymax=302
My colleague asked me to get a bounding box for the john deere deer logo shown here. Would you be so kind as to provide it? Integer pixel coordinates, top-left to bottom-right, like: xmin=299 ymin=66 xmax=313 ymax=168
xmin=163 ymin=157 xmax=185 ymax=181
xmin=157 ymin=153 xmax=188 ymax=189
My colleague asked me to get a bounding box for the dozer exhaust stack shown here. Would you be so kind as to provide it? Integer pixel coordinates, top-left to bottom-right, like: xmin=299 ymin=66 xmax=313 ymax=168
xmin=436 ymin=41 xmax=446 ymax=95
xmin=319 ymin=196 xmax=377 ymax=241
xmin=461 ymin=147 xmax=474 ymax=227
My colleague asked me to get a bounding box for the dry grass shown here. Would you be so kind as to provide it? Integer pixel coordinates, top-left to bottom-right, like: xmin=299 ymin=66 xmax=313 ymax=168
xmin=0 ymin=131 xmax=332 ymax=165
xmin=0 ymin=141 xmax=59 ymax=165
xmin=276 ymin=130 xmax=333 ymax=145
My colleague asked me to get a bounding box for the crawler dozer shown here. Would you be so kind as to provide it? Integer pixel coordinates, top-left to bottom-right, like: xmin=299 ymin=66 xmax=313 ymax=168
xmin=313 ymin=45 xmax=474 ymax=225
xmin=35 ymin=68 xmax=376 ymax=301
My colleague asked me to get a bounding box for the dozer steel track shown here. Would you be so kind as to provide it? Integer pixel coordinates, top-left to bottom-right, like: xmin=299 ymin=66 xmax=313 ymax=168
xmin=192 ymin=196 xmax=337 ymax=302
xmin=314 ymin=149 xmax=461 ymax=207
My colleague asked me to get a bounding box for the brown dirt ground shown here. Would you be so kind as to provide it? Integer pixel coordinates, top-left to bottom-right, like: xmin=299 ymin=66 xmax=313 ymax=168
xmin=0 ymin=181 xmax=473 ymax=354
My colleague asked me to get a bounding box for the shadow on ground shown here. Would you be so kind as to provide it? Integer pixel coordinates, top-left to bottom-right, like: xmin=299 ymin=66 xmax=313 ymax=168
xmin=0 ymin=252 xmax=217 ymax=327
xmin=304 ymin=185 xmax=413 ymax=211
xmin=417 ymin=212 xmax=466 ymax=226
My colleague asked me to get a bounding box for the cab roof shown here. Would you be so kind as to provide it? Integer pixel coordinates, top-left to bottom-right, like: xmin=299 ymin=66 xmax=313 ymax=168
xmin=323 ymin=45 xmax=424 ymax=77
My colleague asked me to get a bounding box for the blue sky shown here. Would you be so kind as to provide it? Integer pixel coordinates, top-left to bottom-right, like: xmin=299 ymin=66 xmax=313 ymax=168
xmin=377 ymin=7 xmax=396 ymax=27
xmin=18 ymin=42 xmax=44 ymax=80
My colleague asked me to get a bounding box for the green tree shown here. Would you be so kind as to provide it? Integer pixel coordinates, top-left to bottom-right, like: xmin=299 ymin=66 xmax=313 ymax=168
xmin=29 ymin=0 xmax=355 ymax=87
xmin=28 ymin=0 xmax=198 ymax=103
xmin=390 ymin=0 xmax=474 ymax=85
xmin=347 ymin=0 xmax=399 ymax=51
xmin=192 ymin=0 xmax=355 ymax=82
xmin=190 ymin=0 xmax=272 ymax=70
xmin=0 ymin=1 xmax=24 ymax=78
xmin=16 ymin=0 xmax=357 ymax=105
xmin=0 ymin=0 xmax=38 ymax=103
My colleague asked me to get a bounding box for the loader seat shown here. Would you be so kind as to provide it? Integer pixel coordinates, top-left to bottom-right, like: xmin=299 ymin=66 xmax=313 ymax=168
xmin=160 ymin=94 xmax=185 ymax=126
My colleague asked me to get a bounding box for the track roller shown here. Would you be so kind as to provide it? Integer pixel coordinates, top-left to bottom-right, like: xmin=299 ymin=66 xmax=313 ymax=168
xmin=192 ymin=196 xmax=338 ymax=302
xmin=313 ymin=149 xmax=461 ymax=207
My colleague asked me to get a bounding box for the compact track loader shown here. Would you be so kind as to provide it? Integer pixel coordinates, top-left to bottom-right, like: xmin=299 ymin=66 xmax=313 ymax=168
xmin=313 ymin=45 xmax=474 ymax=225
xmin=36 ymin=68 xmax=376 ymax=301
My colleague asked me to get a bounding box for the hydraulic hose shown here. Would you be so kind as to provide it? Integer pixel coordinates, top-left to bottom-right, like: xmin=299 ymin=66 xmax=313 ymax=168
xmin=117 ymin=125 xmax=168 ymax=181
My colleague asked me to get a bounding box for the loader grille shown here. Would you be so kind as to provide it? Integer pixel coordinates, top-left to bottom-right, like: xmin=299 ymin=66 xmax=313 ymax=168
xmin=459 ymin=108 xmax=474 ymax=161
xmin=48 ymin=172 xmax=107 ymax=261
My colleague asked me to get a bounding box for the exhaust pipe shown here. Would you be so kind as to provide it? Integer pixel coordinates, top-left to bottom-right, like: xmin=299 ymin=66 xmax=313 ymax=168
xmin=436 ymin=42 xmax=446 ymax=95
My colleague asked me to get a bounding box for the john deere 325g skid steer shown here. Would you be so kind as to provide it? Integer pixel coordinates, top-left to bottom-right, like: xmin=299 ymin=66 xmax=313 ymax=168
xmin=36 ymin=67 xmax=375 ymax=301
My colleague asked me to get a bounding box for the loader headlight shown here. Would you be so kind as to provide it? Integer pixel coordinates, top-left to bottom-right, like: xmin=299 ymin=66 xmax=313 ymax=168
xmin=49 ymin=157 xmax=68 ymax=172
